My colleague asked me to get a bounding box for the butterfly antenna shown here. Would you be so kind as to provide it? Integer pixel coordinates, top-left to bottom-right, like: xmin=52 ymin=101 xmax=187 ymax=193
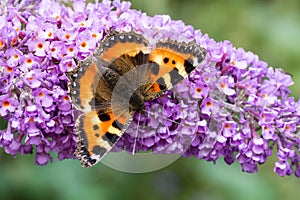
xmin=132 ymin=112 xmax=141 ymax=155
xmin=142 ymin=109 xmax=181 ymax=125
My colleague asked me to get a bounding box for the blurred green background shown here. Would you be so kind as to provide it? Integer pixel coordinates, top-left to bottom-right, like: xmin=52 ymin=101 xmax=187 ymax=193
xmin=1 ymin=0 xmax=300 ymax=199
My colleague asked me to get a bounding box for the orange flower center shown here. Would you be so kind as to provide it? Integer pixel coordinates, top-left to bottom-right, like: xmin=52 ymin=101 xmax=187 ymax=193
xmin=2 ymin=101 xmax=10 ymax=107
xmin=81 ymin=41 xmax=87 ymax=48
xmin=11 ymin=37 xmax=18 ymax=45
xmin=6 ymin=66 xmax=13 ymax=73
xmin=37 ymin=42 xmax=43 ymax=49
xmin=65 ymin=34 xmax=70 ymax=39
xmin=285 ymin=125 xmax=290 ymax=131
xmin=28 ymin=76 xmax=34 ymax=81
xmin=64 ymin=96 xmax=69 ymax=101
xmin=26 ymin=58 xmax=32 ymax=64
xmin=224 ymin=123 xmax=230 ymax=129
xmin=206 ymin=101 xmax=212 ymax=107
xmin=221 ymin=82 xmax=226 ymax=88
xmin=67 ymin=62 xmax=72 ymax=68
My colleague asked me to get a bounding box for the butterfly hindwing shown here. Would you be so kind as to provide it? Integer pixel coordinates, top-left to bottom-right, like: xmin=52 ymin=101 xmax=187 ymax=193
xmin=75 ymin=109 xmax=131 ymax=167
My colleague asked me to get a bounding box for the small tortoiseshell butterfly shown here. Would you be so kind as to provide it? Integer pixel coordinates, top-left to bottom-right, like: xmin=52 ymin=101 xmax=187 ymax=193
xmin=67 ymin=31 xmax=206 ymax=167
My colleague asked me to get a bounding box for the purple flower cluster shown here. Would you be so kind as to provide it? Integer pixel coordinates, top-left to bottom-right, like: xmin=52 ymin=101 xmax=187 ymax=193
xmin=0 ymin=0 xmax=299 ymax=177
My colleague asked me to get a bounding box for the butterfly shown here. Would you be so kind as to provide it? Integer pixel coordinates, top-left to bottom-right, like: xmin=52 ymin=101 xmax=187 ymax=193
xmin=67 ymin=31 xmax=206 ymax=167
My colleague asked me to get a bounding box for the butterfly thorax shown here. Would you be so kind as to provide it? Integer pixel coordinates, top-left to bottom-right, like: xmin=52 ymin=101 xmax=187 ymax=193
xmin=129 ymin=87 xmax=147 ymax=115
